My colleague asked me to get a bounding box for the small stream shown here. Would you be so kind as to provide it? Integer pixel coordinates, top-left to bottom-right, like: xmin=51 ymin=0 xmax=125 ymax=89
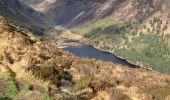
xmin=64 ymin=45 xmax=138 ymax=68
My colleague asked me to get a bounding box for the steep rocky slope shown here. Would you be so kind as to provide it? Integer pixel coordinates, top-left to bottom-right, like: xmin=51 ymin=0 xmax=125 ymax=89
xmin=1 ymin=17 xmax=170 ymax=100
xmin=0 ymin=0 xmax=47 ymax=31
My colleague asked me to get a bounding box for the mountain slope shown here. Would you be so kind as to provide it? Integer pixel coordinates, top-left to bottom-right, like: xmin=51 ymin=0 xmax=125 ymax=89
xmin=20 ymin=0 xmax=127 ymax=27
xmin=0 ymin=0 xmax=47 ymax=31
xmin=20 ymin=0 xmax=170 ymax=28
xmin=1 ymin=16 xmax=170 ymax=100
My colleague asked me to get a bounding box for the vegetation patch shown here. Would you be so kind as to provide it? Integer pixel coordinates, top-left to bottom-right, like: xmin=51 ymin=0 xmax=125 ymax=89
xmin=0 ymin=72 xmax=18 ymax=98
xmin=0 ymin=71 xmax=51 ymax=99
xmin=148 ymin=85 xmax=170 ymax=99
xmin=72 ymin=76 xmax=92 ymax=92
xmin=115 ymin=34 xmax=170 ymax=74
xmin=72 ymin=16 xmax=170 ymax=74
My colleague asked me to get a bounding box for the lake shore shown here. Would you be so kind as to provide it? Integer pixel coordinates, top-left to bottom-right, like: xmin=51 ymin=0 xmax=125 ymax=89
xmin=46 ymin=30 xmax=150 ymax=69
xmin=82 ymin=43 xmax=155 ymax=70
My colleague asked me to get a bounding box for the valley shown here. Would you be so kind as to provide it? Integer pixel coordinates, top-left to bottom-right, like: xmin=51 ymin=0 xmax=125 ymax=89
xmin=71 ymin=16 xmax=170 ymax=74
xmin=16 ymin=0 xmax=170 ymax=78
xmin=1 ymin=16 xmax=170 ymax=100
xmin=1 ymin=0 xmax=170 ymax=99
xmin=20 ymin=0 xmax=170 ymax=74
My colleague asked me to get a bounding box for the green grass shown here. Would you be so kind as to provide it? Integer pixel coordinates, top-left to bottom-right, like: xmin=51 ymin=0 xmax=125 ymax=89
xmin=72 ymin=17 xmax=133 ymax=52
xmin=0 ymin=71 xmax=51 ymax=99
xmin=71 ymin=16 xmax=138 ymax=52
xmin=0 ymin=72 xmax=18 ymax=98
xmin=71 ymin=16 xmax=121 ymax=35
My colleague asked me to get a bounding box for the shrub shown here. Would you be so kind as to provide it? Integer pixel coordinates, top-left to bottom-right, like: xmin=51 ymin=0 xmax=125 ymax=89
xmin=30 ymin=65 xmax=64 ymax=86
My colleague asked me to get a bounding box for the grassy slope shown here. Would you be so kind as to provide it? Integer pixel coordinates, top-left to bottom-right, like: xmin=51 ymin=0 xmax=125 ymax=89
xmin=71 ymin=16 xmax=132 ymax=50
xmin=1 ymin=16 xmax=170 ymax=99
xmin=71 ymin=16 xmax=170 ymax=74
xmin=0 ymin=69 xmax=50 ymax=99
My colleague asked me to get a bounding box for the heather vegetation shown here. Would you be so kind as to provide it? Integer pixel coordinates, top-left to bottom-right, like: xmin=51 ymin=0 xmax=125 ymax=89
xmin=1 ymin=17 xmax=170 ymax=99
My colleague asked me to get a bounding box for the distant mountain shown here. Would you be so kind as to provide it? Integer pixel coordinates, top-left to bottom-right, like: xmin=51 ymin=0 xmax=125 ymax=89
xmin=20 ymin=0 xmax=123 ymax=27
xmin=20 ymin=0 xmax=170 ymax=28
xmin=0 ymin=0 xmax=48 ymax=31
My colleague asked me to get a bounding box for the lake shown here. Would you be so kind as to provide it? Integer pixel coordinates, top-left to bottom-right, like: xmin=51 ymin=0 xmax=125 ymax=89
xmin=64 ymin=45 xmax=138 ymax=68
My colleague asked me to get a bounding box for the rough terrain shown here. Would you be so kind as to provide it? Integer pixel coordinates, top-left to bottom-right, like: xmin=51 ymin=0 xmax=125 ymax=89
xmin=1 ymin=17 xmax=170 ymax=100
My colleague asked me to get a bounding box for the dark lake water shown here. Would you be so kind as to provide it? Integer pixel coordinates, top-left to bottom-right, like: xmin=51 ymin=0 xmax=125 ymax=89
xmin=31 ymin=30 xmax=138 ymax=68
xmin=64 ymin=45 xmax=138 ymax=68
